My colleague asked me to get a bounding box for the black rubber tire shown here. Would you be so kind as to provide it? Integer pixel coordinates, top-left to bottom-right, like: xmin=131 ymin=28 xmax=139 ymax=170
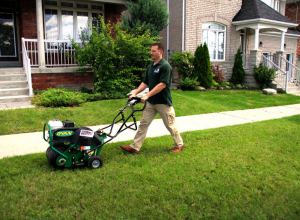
xmin=47 ymin=146 xmax=67 ymax=168
xmin=88 ymin=156 xmax=103 ymax=169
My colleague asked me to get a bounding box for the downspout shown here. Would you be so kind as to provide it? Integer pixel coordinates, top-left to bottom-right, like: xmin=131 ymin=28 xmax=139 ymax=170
xmin=182 ymin=0 xmax=185 ymax=52
xmin=167 ymin=0 xmax=169 ymax=61
xmin=296 ymin=2 xmax=299 ymax=24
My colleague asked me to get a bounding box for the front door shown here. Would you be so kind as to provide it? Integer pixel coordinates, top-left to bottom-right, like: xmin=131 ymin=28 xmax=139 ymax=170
xmin=0 ymin=0 xmax=21 ymax=67
xmin=0 ymin=13 xmax=17 ymax=58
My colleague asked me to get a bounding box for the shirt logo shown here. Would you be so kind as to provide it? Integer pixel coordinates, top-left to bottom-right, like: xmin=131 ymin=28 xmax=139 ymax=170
xmin=154 ymin=69 xmax=160 ymax=73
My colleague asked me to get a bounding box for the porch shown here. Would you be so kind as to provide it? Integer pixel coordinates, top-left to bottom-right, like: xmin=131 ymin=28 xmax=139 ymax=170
xmin=0 ymin=0 xmax=131 ymax=103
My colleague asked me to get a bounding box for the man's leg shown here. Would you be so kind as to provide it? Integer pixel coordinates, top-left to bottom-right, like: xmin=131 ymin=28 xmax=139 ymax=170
xmin=155 ymin=104 xmax=183 ymax=149
xmin=129 ymin=103 xmax=157 ymax=151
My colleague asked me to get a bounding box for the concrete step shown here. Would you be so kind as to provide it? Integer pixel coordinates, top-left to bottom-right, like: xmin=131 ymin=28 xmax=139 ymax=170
xmin=0 ymin=88 xmax=29 ymax=97
xmin=0 ymin=74 xmax=27 ymax=81
xmin=0 ymin=68 xmax=24 ymax=75
xmin=0 ymin=95 xmax=32 ymax=103
xmin=0 ymin=81 xmax=28 ymax=89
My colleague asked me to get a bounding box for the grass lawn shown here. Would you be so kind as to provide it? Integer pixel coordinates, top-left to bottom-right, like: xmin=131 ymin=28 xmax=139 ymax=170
xmin=1 ymin=90 xmax=300 ymax=135
xmin=0 ymin=115 xmax=300 ymax=219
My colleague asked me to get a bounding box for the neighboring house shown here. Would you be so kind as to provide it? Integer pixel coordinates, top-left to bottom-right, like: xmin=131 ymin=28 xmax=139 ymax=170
xmin=160 ymin=0 xmax=300 ymax=92
xmin=0 ymin=0 xmax=131 ymax=103
xmin=285 ymin=0 xmax=300 ymax=67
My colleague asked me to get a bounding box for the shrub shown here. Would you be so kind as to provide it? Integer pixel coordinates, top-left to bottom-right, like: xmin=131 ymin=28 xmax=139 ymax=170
xmin=31 ymin=88 xmax=87 ymax=107
xmin=180 ymin=78 xmax=199 ymax=91
xmin=253 ymin=63 xmax=276 ymax=88
xmin=276 ymin=88 xmax=286 ymax=94
xmin=31 ymin=88 xmax=130 ymax=107
xmin=211 ymin=64 xmax=225 ymax=84
xmin=121 ymin=0 xmax=169 ymax=37
xmin=231 ymin=48 xmax=245 ymax=85
xmin=193 ymin=43 xmax=212 ymax=88
xmin=71 ymin=17 xmax=158 ymax=93
xmin=170 ymin=51 xmax=194 ymax=79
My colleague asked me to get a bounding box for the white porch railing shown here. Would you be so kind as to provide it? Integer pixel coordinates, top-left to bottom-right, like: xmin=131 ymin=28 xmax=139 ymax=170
xmin=278 ymin=54 xmax=300 ymax=87
xmin=21 ymin=38 xmax=33 ymax=96
xmin=22 ymin=39 xmax=82 ymax=67
xmin=261 ymin=54 xmax=288 ymax=91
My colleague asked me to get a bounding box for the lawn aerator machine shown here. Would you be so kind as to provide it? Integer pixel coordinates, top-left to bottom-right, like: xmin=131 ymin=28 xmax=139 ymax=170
xmin=43 ymin=97 xmax=146 ymax=169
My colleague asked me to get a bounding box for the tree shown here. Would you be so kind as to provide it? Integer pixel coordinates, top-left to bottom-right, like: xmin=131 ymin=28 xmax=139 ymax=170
xmin=121 ymin=0 xmax=169 ymax=37
xmin=71 ymin=17 xmax=158 ymax=93
xmin=193 ymin=43 xmax=212 ymax=88
xmin=230 ymin=48 xmax=245 ymax=84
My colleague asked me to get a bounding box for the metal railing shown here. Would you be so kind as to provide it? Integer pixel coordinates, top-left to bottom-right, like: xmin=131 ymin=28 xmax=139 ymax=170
xmin=241 ymin=54 xmax=250 ymax=69
xmin=261 ymin=54 xmax=288 ymax=91
xmin=278 ymin=54 xmax=300 ymax=86
xmin=21 ymin=38 xmax=33 ymax=96
xmin=22 ymin=39 xmax=82 ymax=67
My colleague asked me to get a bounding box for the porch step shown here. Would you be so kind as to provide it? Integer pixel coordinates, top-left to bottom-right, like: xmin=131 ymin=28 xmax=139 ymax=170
xmin=0 ymin=74 xmax=27 ymax=81
xmin=0 ymin=68 xmax=32 ymax=103
xmin=0 ymin=81 xmax=28 ymax=89
xmin=0 ymin=68 xmax=25 ymax=75
xmin=0 ymin=88 xmax=29 ymax=96
xmin=0 ymin=95 xmax=32 ymax=103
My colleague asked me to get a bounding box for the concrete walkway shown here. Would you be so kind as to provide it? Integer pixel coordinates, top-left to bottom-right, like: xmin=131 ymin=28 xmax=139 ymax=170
xmin=1 ymin=103 xmax=300 ymax=159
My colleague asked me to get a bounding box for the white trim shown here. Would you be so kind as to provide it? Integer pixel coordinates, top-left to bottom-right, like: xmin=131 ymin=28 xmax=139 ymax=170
xmin=232 ymin=18 xmax=298 ymax=28
xmin=260 ymin=32 xmax=300 ymax=38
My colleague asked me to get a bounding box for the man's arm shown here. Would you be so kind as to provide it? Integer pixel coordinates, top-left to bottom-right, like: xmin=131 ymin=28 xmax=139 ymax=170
xmin=141 ymin=82 xmax=166 ymax=102
xmin=130 ymin=82 xmax=149 ymax=99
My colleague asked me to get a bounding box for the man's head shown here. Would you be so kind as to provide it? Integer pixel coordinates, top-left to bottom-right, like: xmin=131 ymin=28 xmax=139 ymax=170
xmin=151 ymin=43 xmax=164 ymax=63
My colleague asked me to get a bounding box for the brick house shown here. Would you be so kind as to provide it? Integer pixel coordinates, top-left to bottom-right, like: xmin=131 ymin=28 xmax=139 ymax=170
xmin=0 ymin=0 xmax=131 ymax=102
xmin=160 ymin=0 xmax=300 ymax=91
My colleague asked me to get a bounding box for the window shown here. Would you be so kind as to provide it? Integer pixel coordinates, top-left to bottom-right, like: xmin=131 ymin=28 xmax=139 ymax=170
xmin=261 ymin=0 xmax=274 ymax=8
xmin=202 ymin=23 xmax=226 ymax=60
xmin=44 ymin=0 xmax=104 ymax=42
xmin=274 ymin=0 xmax=279 ymax=11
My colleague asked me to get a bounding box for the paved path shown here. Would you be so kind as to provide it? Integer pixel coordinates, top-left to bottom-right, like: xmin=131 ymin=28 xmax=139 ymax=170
xmin=1 ymin=103 xmax=300 ymax=159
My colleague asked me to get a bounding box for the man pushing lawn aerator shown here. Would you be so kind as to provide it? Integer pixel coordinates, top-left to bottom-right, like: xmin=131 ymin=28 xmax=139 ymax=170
xmin=120 ymin=43 xmax=184 ymax=154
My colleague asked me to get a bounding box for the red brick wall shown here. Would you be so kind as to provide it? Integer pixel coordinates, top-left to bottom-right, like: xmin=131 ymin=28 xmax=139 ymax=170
xmin=32 ymin=72 xmax=94 ymax=90
xmin=19 ymin=0 xmax=38 ymax=39
xmin=285 ymin=3 xmax=300 ymax=66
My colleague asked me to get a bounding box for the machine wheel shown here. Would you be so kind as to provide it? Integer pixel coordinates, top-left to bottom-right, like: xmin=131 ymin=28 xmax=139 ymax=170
xmin=88 ymin=156 xmax=103 ymax=169
xmin=47 ymin=146 xmax=67 ymax=168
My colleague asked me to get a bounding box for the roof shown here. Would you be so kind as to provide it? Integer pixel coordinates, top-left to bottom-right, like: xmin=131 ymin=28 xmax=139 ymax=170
xmin=286 ymin=0 xmax=300 ymax=4
xmin=287 ymin=28 xmax=300 ymax=36
xmin=233 ymin=0 xmax=294 ymax=24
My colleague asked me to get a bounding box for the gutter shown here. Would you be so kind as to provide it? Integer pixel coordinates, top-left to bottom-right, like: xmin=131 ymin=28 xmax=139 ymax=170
xmin=182 ymin=0 xmax=185 ymax=51
xmin=232 ymin=18 xmax=298 ymax=28
xmin=167 ymin=0 xmax=169 ymax=61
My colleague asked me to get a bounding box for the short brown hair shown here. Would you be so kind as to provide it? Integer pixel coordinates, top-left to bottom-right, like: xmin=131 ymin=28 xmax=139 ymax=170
xmin=152 ymin=43 xmax=164 ymax=53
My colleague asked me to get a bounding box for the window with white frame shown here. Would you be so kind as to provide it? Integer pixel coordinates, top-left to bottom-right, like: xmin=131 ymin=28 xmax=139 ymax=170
xmin=274 ymin=0 xmax=279 ymax=11
xmin=202 ymin=23 xmax=226 ymax=61
xmin=261 ymin=0 xmax=274 ymax=8
xmin=44 ymin=0 xmax=104 ymax=41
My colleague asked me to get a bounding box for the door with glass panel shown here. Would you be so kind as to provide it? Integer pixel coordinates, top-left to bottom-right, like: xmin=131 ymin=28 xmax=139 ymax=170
xmin=0 ymin=12 xmax=17 ymax=59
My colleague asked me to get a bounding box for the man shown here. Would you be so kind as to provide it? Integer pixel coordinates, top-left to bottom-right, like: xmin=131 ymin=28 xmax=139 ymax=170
xmin=120 ymin=43 xmax=184 ymax=154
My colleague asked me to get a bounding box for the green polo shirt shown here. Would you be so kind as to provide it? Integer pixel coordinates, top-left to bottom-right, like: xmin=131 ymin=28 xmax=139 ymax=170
xmin=143 ymin=58 xmax=173 ymax=106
